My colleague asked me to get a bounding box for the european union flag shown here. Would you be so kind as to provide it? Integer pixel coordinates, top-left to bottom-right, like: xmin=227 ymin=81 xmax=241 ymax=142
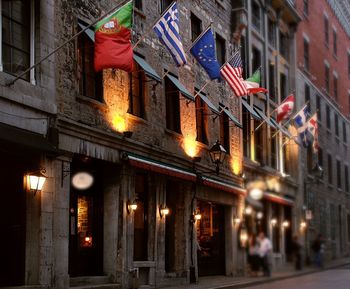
xmin=190 ymin=28 xmax=221 ymax=80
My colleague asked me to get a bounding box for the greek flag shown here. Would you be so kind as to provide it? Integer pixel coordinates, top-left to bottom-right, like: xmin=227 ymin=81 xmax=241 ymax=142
xmin=153 ymin=2 xmax=187 ymax=66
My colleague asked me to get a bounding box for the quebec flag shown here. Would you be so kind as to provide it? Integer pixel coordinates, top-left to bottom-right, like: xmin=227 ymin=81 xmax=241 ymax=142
xmin=190 ymin=27 xmax=221 ymax=80
xmin=293 ymin=104 xmax=311 ymax=147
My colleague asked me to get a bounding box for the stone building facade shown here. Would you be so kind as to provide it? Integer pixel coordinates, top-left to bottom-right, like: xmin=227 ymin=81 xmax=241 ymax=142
xmin=3 ymin=0 xmax=345 ymax=288
xmin=294 ymin=0 xmax=350 ymax=262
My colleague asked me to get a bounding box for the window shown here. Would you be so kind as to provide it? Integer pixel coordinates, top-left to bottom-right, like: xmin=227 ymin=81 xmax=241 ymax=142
xmin=333 ymin=74 xmax=338 ymax=100
xmin=240 ymin=36 xmax=248 ymax=78
xmin=326 ymin=105 xmax=331 ymax=129
xmin=303 ymin=0 xmax=309 ymax=16
xmin=215 ymin=34 xmax=226 ymax=66
xmin=335 ymin=114 xmax=339 ymax=137
xmin=195 ymin=95 xmax=208 ymax=145
xmin=165 ymin=76 xmax=181 ymax=133
xmin=78 ymin=26 xmax=103 ymax=101
xmin=270 ymin=129 xmax=277 ymax=169
xmin=252 ymin=47 xmax=261 ymax=74
xmin=129 ymin=60 xmax=145 ymax=118
xmin=268 ymin=18 xmax=276 ymax=47
xmin=242 ymin=106 xmax=250 ymax=157
xmin=345 ymin=165 xmax=349 ymax=192
xmin=303 ymin=38 xmax=309 ymax=71
xmin=220 ymin=112 xmax=230 ymax=154
xmin=337 ymin=160 xmax=341 ymax=189
xmin=279 ymin=33 xmax=289 ymax=59
xmin=2 ymin=0 xmax=31 ymax=80
xmin=191 ymin=13 xmax=202 ymax=42
xmin=318 ymin=147 xmax=323 ymax=172
xmin=333 ymin=29 xmax=337 ymax=56
xmin=343 ymin=121 xmax=347 ymax=142
xmin=324 ymin=16 xmax=329 ymax=46
xmin=304 ymin=83 xmax=310 ymax=104
xmin=252 ymin=2 xmax=261 ymax=32
xmin=161 ymin=0 xmax=172 ymax=12
xmin=280 ymin=73 xmax=288 ymax=101
xmin=269 ymin=64 xmax=276 ymax=101
xmin=316 ymin=95 xmax=321 ymax=120
xmin=325 ymin=64 xmax=330 ymax=93
xmin=254 ymin=120 xmax=264 ymax=164
xmin=328 ymin=154 xmax=333 ymax=184
xmin=135 ymin=0 xmax=142 ymax=10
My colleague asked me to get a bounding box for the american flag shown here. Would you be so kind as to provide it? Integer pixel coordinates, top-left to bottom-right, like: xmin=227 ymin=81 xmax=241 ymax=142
xmin=220 ymin=51 xmax=247 ymax=97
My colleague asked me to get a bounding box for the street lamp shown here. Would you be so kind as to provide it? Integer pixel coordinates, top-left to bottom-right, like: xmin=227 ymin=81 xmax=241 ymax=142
xmin=26 ymin=169 xmax=47 ymax=195
xmin=209 ymin=140 xmax=227 ymax=175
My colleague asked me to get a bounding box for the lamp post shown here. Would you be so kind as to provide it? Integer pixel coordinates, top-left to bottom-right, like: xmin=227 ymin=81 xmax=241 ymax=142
xmin=209 ymin=140 xmax=227 ymax=175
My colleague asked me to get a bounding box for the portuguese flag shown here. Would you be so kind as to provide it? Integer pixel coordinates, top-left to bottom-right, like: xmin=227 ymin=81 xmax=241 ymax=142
xmin=94 ymin=1 xmax=133 ymax=72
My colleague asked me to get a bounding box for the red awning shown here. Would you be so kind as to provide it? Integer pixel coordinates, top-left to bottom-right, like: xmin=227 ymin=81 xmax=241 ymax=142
xmin=264 ymin=192 xmax=294 ymax=206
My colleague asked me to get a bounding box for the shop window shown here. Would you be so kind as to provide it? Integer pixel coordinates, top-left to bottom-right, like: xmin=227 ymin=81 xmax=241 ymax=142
xmin=215 ymin=33 xmax=226 ymax=66
xmin=195 ymin=95 xmax=208 ymax=145
xmin=269 ymin=64 xmax=276 ymax=102
xmin=336 ymin=160 xmax=341 ymax=189
xmin=135 ymin=0 xmax=142 ymax=10
xmin=343 ymin=121 xmax=347 ymax=142
xmin=303 ymin=38 xmax=309 ymax=71
xmin=333 ymin=29 xmax=337 ymax=56
xmin=220 ymin=112 xmax=230 ymax=154
xmin=191 ymin=12 xmax=202 ymax=42
xmin=316 ymin=95 xmax=321 ymax=120
xmin=134 ymin=174 xmax=149 ymax=261
xmin=328 ymin=154 xmax=333 ymax=184
xmin=165 ymin=75 xmax=181 ymax=133
xmin=160 ymin=0 xmax=172 ymax=12
xmin=333 ymin=74 xmax=338 ymax=101
xmin=345 ymin=165 xmax=349 ymax=192
xmin=254 ymin=120 xmax=264 ymax=164
xmin=326 ymin=105 xmax=331 ymax=129
xmin=268 ymin=18 xmax=276 ymax=47
xmin=78 ymin=26 xmax=103 ymax=101
xmin=325 ymin=64 xmax=330 ymax=93
xmin=243 ymin=106 xmax=250 ymax=158
xmin=252 ymin=1 xmax=261 ymax=32
xmin=324 ymin=16 xmax=329 ymax=46
xmin=2 ymin=0 xmax=31 ymax=81
xmin=129 ymin=59 xmax=145 ymax=119
xmin=335 ymin=114 xmax=339 ymax=137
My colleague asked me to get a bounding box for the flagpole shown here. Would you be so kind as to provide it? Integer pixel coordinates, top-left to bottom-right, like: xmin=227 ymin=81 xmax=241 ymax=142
xmin=133 ymin=0 xmax=177 ymax=49
xmin=6 ymin=0 xmax=131 ymax=86
xmin=193 ymin=80 xmax=211 ymax=98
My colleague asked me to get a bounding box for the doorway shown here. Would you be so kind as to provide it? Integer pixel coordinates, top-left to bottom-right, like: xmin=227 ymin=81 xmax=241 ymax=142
xmin=196 ymin=200 xmax=225 ymax=276
xmin=69 ymin=159 xmax=103 ymax=277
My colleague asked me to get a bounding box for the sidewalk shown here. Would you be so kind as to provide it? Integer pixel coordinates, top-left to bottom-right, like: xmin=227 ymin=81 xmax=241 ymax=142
xmin=165 ymin=257 xmax=350 ymax=289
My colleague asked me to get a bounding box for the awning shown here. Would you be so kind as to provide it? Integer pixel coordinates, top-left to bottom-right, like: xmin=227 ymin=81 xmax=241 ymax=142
xmin=264 ymin=192 xmax=294 ymax=206
xmin=219 ymin=104 xmax=242 ymax=129
xmin=123 ymin=153 xmax=245 ymax=195
xmin=196 ymin=91 xmax=220 ymax=114
xmin=0 ymin=122 xmax=57 ymax=155
xmin=78 ymin=19 xmax=95 ymax=42
xmin=242 ymin=98 xmax=262 ymax=120
xmin=253 ymin=106 xmax=276 ymax=129
xmin=133 ymin=54 xmax=161 ymax=83
xmin=167 ymin=74 xmax=195 ymax=102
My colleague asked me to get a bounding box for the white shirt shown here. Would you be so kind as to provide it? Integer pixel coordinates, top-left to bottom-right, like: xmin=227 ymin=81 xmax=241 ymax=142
xmin=259 ymin=237 xmax=272 ymax=257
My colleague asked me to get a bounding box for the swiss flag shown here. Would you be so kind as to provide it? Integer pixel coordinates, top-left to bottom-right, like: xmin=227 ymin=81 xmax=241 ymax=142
xmin=277 ymin=94 xmax=295 ymax=123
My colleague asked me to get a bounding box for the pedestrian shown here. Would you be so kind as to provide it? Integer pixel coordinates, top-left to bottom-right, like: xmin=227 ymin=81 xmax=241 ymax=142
xmin=258 ymin=231 xmax=272 ymax=277
xmin=291 ymin=235 xmax=302 ymax=270
xmin=248 ymin=234 xmax=260 ymax=276
xmin=311 ymin=234 xmax=324 ymax=268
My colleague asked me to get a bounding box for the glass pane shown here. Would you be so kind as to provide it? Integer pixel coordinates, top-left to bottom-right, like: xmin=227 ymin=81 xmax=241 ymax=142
xmin=77 ymin=195 xmax=94 ymax=248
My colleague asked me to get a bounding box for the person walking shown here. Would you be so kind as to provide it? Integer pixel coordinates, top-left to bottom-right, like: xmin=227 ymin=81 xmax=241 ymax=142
xmin=312 ymin=234 xmax=324 ymax=268
xmin=258 ymin=232 xmax=272 ymax=277
xmin=291 ymin=235 xmax=302 ymax=270
xmin=248 ymin=234 xmax=260 ymax=276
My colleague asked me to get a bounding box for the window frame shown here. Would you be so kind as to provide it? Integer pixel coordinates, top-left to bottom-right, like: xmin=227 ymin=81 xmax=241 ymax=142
xmin=326 ymin=105 xmax=331 ymax=129
xmin=328 ymin=153 xmax=333 ymax=184
xmin=215 ymin=33 xmax=226 ymax=66
xmin=303 ymin=38 xmax=309 ymax=71
xmin=195 ymin=93 xmax=208 ymax=145
xmin=303 ymin=0 xmax=309 ymax=17
xmin=335 ymin=114 xmax=339 ymax=137
xmin=325 ymin=63 xmax=330 ymax=93
xmin=324 ymin=15 xmax=329 ymax=46
xmin=336 ymin=159 xmax=341 ymax=189
xmin=333 ymin=29 xmax=337 ymax=56
xmin=165 ymin=74 xmax=181 ymax=134
xmin=0 ymin=0 xmax=35 ymax=84
xmin=128 ymin=58 xmax=146 ymax=119
xmin=190 ymin=12 xmax=202 ymax=42
xmin=333 ymin=73 xmax=338 ymax=100
xmin=252 ymin=1 xmax=261 ymax=32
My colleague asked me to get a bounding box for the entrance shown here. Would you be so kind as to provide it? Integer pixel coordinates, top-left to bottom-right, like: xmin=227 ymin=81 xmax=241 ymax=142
xmin=196 ymin=200 xmax=225 ymax=276
xmin=0 ymin=153 xmax=30 ymax=286
xmin=69 ymin=159 xmax=103 ymax=276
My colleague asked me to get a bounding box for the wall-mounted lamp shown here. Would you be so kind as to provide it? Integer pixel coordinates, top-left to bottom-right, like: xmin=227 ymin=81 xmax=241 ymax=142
xmin=127 ymin=199 xmax=138 ymax=214
xmin=233 ymin=216 xmax=241 ymax=226
xmin=193 ymin=210 xmax=202 ymax=222
xmin=244 ymin=206 xmax=253 ymax=215
xmin=159 ymin=205 xmax=170 ymax=218
xmin=256 ymin=212 xmax=264 ymax=220
xmin=282 ymin=220 xmax=290 ymax=228
xmin=270 ymin=218 xmax=278 ymax=226
xmin=239 ymin=226 xmax=249 ymax=248
xmin=26 ymin=169 xmax=47 ymax=195
xmin=209 ymin=140 xmax=227 ymax=175
xmin=300 ymin=221 xmax=307 ymax=229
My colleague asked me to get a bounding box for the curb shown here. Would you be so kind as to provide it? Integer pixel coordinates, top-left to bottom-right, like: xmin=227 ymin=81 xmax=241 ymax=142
xmin=205 ymin=262 xmax=350 ymax=289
